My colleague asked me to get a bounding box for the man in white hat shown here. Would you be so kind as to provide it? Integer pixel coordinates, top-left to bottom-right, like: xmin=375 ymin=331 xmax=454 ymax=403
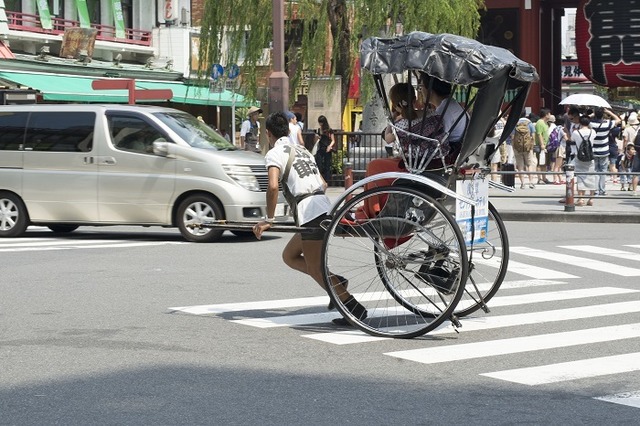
xmin=241 ymin=106 xmax=263 ymax=152
xmin=622 ymin=112 xmax=640 ymax=147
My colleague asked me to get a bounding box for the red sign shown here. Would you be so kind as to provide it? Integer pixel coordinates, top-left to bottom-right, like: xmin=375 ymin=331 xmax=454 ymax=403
xmin=576 ymin=0 xmax=640 ymax=87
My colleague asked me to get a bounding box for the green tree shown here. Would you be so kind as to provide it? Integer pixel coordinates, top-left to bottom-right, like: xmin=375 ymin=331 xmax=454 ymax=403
xmin=199 ymin=0 xmax=484 ymax=112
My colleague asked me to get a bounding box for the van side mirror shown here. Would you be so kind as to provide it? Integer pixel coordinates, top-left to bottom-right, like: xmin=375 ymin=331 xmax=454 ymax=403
xmin=153 ymin=141 xmax=169 ymax=156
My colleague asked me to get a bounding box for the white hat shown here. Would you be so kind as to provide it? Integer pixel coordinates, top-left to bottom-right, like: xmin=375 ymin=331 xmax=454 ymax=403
xmin=628 ymin=112 xmax=639 ymax=125
xmin=247 ymin=106 xmax=263 ymax=116
xmin=548 ymin=114 xmax=556 ymax=123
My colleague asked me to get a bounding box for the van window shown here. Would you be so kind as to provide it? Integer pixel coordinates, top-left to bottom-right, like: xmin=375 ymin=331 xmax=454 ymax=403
xmin=108 ymin=115 xmax=168 ymax=154
xmin=153 ymin=112 xmax=236 ymax=151
xmin=24 ymin=112 xmax=95 ymax=152
xmin=0 ymin=112 xmax=29 ymax=151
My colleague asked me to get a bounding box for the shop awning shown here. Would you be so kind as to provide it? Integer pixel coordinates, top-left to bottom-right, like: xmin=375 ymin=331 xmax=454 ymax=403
xmin=0 ymin=70 xmax=249 ymax=106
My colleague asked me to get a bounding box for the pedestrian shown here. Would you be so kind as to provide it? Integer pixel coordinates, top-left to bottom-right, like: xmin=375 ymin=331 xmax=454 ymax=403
xmin=314 ymin=115 xmax=335 ymax=183
xmin=286 ymin=111 xmax=304 ymax=146
xmin=619 ymin=143 xmax=635 ymax=191
xmin=295 ymin=112 xmax=304 ymax=131
xmin=564 ymin=106 xmax=581 ymax=162
xmin=534 ymin=108 xmax=552 ymax=184
xmin=572 ymin=115 xmax=597 ymax=206
xmin=485 ymin=118 xmax=507 ymax=182
xmin=549 ymin=115 xmax=566 ymax=184
xmin=590 ymin=107 xmax=621 ymax=195
xmin=631 ymin=131 xmax=640 ymax=195
xmin=253 ymin=111 xmax=367 ymax=326
xmin=622 ymin=112 xmax=640 ymax=147
xmin=240 ymin=106 xmax=262 ymax=152
xmin=511 ymin=111 xmax=537 ymax=189
xmin=220 ymin=128 xmax=231 ymax=143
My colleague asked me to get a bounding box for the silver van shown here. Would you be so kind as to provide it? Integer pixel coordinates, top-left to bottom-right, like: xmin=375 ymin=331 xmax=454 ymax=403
xmin=0 ymin=104 xmax=286 ymax=242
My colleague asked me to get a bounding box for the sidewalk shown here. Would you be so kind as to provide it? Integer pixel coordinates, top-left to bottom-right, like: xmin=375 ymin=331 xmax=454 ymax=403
xmin=326 ymin=178 xmax=640 ymax=223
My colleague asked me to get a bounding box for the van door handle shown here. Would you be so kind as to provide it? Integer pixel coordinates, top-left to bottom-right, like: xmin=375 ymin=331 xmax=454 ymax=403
xmin=99 ymin=157 xmax=117 ymax=165
xmin=84 ymin=156 xmax=95 ymax=164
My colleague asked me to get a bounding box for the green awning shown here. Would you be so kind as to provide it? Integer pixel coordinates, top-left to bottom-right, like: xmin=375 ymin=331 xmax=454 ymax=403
xmin=0 ymin=71 xmax=250 ymax=107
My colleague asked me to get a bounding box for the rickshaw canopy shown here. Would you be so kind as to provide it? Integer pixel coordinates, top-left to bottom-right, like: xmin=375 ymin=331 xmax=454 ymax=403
xmin=360 ymin=32 xmax=538 ymax=86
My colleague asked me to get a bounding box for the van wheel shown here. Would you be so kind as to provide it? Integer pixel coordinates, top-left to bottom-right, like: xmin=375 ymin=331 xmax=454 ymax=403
xmin=177 ymin=195 xmax=224 ymax=242
xmin=48 ymin=225 xmax=79 ymax=234
xmin=0 ymin=192 xmax=29 ymax=238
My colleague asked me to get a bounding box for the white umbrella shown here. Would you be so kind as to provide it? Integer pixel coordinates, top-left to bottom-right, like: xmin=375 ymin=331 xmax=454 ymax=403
xmin=559 ymin=93 xmax=611 ymax=108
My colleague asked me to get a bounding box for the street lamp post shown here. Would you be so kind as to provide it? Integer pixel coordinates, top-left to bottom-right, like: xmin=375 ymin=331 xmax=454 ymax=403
xmin=268 ymin=0 xmax=289 ymax=114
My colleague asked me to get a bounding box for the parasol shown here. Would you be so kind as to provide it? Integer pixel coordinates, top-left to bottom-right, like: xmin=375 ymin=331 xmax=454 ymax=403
xmin=559 ymin=94 xmax=611 ymax=108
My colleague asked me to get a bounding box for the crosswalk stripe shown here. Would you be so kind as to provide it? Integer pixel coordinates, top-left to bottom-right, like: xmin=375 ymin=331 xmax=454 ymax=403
xmin=474 ymin=257 xmax=578 ymax=279
xmin=384 ymin=323 xmax=640 ymax=365
xmin=0 ymin=239 xmax=133 ymax=247
xmin=169 ymin=279 xmax=569 ymax=317
xmin=480 ymin=353 xmax=640 ymax=385
xmin=304 ymin=299 xmax=640 ymax=345
xmin=230 ymin=287 xmax=636 ymax=331
xmin=559 ymin=245 xmax=640 ymax=262
xmin=477 ymin=287 xmax=636 ymax=308
xmin=0 ymin=241 xmax=184 ymax=252
xmin=594 ymin=391 xmax=640 ymax=409
xmin=510 ymin=246 xmax=640 ymax=276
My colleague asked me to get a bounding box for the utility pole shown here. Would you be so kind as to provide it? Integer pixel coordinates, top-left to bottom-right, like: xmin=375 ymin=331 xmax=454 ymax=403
xmin=268 ymin=0 xmax=289 ymax=114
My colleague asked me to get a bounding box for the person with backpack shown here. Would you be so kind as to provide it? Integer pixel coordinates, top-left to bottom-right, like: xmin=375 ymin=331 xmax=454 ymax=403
xmin=548 ymin=115 xmax=566 ymax=184
xmin=511 ymin=111 xmax=537 ymax=189
xmin=571 ymin=115 xmax=597 ymax=206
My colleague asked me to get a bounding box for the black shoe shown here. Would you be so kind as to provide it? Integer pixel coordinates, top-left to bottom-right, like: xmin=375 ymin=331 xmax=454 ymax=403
xmin=327 ymin=275 xmax=348 ymax=310
xmin=417 ymin=261 xmax=459 ymax=295
xmin=332 ymin=296 xmax=368 ymax=326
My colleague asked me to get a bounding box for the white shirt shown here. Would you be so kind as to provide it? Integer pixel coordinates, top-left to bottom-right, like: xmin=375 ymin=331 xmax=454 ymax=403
xmin=240 ymin=119 xmax=259 ymax=138
xmin=289 ymin=122 xmax=303 ymax=145
xmin=265 ymin=137 xmax=331 ymax=225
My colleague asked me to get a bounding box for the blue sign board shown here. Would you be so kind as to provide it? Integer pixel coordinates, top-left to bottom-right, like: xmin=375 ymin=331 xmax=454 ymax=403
xmin=227 ymin=64 xmax=240 ymax=80
xmin=211 ymin=63 xmax=224 ymax=80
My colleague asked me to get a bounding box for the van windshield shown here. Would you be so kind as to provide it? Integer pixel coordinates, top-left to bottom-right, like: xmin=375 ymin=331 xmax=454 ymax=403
xmin=154 ymin=112 xmax=236 ymax=150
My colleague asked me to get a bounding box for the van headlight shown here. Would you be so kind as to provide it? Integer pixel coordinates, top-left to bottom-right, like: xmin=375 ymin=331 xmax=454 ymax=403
xmin=222 ymin=165 xmax=260 ymax=191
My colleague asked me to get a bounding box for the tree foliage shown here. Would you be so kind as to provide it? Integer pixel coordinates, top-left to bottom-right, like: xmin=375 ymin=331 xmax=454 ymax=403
xmin=199 ymin=0 xmax=485 ymax=110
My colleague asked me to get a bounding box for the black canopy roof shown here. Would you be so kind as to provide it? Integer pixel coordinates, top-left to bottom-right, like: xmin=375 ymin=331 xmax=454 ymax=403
xmin=360 ymin=32 xmax=538 ymax=86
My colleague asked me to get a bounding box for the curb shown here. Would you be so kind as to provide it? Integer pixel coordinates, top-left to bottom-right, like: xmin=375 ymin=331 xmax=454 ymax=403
xmin=499 ymin=211 xmax=640 ymax=224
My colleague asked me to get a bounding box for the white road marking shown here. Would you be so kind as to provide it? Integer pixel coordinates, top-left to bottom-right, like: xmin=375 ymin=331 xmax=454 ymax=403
xmin=0 ymin=241 xmax=184 ymax=252
xmin=510 ymin=246 xmax=640 ymax=276
xmin=481 ymin=353 xmax=640 ymax=385
xmin=560 ymin=245 xmax=640 ymax=262
xmin=594 ymin=391 xmax=640 ymax=409
xmin=495 ymin=258 xmax=578 ymax=279
xmin=384 ymin=323 xmax=640 ymax=364
xmin=304 ymin=299 xmax=640 ymax=345
xmin=478 ymin=287 xmax=637 ymax=308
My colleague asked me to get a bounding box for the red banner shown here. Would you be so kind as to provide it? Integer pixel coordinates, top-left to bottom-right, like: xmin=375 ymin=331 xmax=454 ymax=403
xmin=576 ymin=0 xmax=640 ymax=87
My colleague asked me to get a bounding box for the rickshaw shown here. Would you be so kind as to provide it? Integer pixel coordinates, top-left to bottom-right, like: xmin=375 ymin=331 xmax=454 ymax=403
xmin=321 ymin=32 xmax=538 ymax=338
xmin=205 ymin=32 xmax=539 ymax=339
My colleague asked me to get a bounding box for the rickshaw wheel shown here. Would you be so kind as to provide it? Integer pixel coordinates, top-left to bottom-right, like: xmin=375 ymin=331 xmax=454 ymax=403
xmin=322 ymin=186 xmax=468 ymax=338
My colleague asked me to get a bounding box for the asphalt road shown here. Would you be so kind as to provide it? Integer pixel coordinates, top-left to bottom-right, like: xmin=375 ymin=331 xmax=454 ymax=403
xmin=1 ymin=222 xmax=640 ymax=425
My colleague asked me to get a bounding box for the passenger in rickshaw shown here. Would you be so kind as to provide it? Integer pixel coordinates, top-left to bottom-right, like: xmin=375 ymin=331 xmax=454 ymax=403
xmin=359 ymin=75 xmax=456 ymax=219
xmin=419 ymin=74 xmax=470 ymax=164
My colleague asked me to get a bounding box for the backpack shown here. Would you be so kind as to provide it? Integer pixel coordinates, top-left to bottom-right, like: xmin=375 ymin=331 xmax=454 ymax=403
xmin=512 ymin=121 xmax=534 ymax=152
xmin=547 ymin=126 xmax=562 ymax=153
xmin=577 ymin=130 xmax=594 ymax=162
